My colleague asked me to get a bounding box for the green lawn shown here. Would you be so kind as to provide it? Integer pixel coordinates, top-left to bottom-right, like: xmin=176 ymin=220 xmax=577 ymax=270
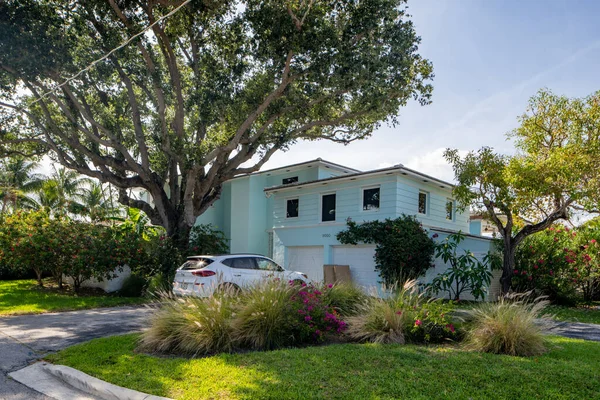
xmin=545 ymin=304 xmax=600 ymax=325
xmin=0 ymin=279 xmax=146 ymax=316
xmin=46 ymin=334 xmax=600 ymax=400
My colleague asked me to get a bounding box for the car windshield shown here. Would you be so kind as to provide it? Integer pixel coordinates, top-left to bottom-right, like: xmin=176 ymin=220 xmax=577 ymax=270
xmin=180 ymin=258 xmax=214 ymax=270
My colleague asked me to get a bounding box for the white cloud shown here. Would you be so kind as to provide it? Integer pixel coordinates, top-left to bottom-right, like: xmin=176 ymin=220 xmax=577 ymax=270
xmin=404 ymin=148 xmax=468 ymax=183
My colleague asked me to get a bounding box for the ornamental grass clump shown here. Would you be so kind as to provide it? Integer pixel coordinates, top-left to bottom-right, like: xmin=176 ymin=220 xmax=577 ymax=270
xmin=346 ymin=280 xmax=457 ymax=344
xmin=465 ymin=292 xmax=549 ymax=357
xmin=319 ymin=282 xmax=369 ymax=317
xmin=139 ymin=290 xmax=236 ymax=355
xmin=231 ymin=279 xmax=299 ymax=350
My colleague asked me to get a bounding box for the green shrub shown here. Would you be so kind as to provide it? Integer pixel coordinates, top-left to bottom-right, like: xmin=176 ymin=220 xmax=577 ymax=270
xmin=319 ymin=282 xmax=369 ymax=317
xmin=336 ymin=215 xmax=436 ymax=285
xmin=427 ymin=232 xmax=497 ymax=301
xmin=346 ymin=280 xmax=457 ymax=344
xmin=465 ymin=292 xmax=549 ymax=357
xmin=119 ymin=274 xmax=147 ymax=297
xmin=139 ymin=293 xmax=236 ymax=355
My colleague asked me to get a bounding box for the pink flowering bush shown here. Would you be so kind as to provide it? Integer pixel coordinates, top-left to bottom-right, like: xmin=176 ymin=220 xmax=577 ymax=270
xmin=290 ymin=284 xmax=348 ymax=343
xmin=514 ymin=221 xmax=600 ymax=304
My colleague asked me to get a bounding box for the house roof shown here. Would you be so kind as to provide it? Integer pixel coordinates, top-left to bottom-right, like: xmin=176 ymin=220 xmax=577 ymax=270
xmin=229 ymin=158 xmax=359 ymax=181
xmin=264 ymin=163 xmax=456 ymax=193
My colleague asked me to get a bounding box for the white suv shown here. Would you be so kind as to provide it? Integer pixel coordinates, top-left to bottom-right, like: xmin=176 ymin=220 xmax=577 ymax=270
xmin=172 ymin=254 xmax=309 ymax=297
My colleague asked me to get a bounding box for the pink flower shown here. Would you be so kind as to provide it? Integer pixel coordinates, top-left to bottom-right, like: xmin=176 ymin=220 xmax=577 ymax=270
xmin=514 ymin=269 xmax=519 ymax=274
xmin=415 ymin=320 xmax=422 ymax=327
xmin=446 ymin=323 xmax=455 ymax=333
xmin=533 ymin=265 xmax=539 ymax=270
xmin=327 ymin=284 xmax=333 ymax=288
xmin=591 ymin=239 xmax=597 ymax=244
xmin=395 ymin=311 xmax=402 ymax=315
xmin=304 ymin=316 xmax=312 ymax=322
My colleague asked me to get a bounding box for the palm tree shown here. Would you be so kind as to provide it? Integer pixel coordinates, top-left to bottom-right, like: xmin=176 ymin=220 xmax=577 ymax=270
xmin=40 ymin=166 xmax=91 ymax=217
xmin=0 ymin=158 xmax=44 ymax=213
xmin=80 ymin=182 xmax=123 ymax=222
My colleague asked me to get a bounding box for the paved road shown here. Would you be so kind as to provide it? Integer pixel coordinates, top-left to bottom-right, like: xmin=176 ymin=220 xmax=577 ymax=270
xmin=0 ymin=306 xmax=153 ymax=400
xmin=545 ymin=319 xmax=600 ymax=342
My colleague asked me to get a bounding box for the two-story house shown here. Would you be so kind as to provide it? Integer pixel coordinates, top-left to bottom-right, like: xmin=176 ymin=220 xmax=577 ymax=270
xmin=197 ymin=158 xmax=500 ymax=298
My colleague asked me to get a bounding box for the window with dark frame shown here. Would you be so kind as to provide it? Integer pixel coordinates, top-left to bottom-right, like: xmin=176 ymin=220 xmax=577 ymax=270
xmin=286 ymin=198 xmax=299 ymax=218
xmin=446 ymin=199 xmax=454 ymax=220
xmin=418 ymin=192 xmax=427 ymax=214
xmin=282 ymin=176 xmax=298 ymax=185
xmin=321 ymin=193 xmax=336 ymax=222
xmin=363 ymin=187 xmax=380 ymax=211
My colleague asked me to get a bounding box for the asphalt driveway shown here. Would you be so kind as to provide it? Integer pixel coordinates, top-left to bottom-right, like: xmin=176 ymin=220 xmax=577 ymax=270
xmin=0 ymin=306 xmax=153 ymax=400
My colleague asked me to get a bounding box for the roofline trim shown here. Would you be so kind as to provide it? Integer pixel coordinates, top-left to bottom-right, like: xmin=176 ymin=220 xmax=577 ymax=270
xmin=227 ymin=158 xmax=360 ymax=182
xmin=264 ymin=165 xmax=455 ymax=193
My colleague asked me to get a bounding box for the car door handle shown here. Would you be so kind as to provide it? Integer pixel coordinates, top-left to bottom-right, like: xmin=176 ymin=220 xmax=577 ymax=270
xmin=233 ymin=274 xmax=242 ymax=277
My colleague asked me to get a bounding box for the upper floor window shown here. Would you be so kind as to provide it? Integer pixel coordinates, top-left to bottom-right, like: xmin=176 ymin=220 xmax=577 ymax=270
xmin=286 ymin=198 xmax=299 ymax=218
xmin=321 ymin=193 xmax=336 ymax=222
xmin=446 ymin=199 xmax=454 ymax=220
xmin=282 ymin=176 xmax=298 ymax=185
xmin=363 ymin=187 xmax=380 ymax=211
xmin=418 ymin=191 xmax=428 ymax=214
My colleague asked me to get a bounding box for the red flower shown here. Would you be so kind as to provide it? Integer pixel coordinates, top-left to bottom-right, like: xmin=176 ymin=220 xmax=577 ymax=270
xmin=395 ymin=311 xmax=402 ymax=315
xmin=415 ymin=320 xmax=422 ymax=327
xmin=590 ymin=239 xmax=597 ymax=244
xmin=514 ymin=269 xmax=519 ymax=274
xmin=533 ymin=265 xmax=539 ymax=270
xmin=446 ymin=323 xmax=455 ymax=333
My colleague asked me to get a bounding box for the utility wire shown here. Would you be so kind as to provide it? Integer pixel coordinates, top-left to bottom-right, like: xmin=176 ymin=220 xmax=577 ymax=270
xmin=28 ymin=0 xmax=192 ymax=106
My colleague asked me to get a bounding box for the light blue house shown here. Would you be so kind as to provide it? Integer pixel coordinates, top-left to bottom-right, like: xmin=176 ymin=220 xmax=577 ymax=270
xmin=196 ymin=158 xmax=500 ymax=299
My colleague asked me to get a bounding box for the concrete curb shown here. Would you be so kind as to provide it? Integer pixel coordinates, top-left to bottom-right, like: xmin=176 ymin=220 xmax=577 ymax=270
xmin=9 ymin=362 xmax=173 ymax=400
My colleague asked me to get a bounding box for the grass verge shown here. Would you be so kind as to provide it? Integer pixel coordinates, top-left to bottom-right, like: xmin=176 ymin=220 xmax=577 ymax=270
xmin=46 ymin=334 xmax=600 ymax=400
xmin=546 ymin=304 xmax=600 ymax=325
xmin=0 ymin=279 xmax=146 ymax=316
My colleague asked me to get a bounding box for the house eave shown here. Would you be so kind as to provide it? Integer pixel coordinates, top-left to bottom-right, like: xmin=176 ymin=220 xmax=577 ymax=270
xmin=264 ymin=165 xmax=455 ymax=193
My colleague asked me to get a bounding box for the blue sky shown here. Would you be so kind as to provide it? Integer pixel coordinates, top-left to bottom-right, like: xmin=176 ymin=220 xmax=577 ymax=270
xmin=262 ymin=0 xmax=600 ymax=182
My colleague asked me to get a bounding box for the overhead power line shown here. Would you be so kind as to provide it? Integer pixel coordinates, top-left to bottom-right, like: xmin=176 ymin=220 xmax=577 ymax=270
xmin=29 ymin=0 xmax=192 ymax=105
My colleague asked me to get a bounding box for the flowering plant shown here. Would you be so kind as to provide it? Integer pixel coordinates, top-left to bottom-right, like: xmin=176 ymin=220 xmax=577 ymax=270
xmin=290 ymin=283 xmax=347 ymax=343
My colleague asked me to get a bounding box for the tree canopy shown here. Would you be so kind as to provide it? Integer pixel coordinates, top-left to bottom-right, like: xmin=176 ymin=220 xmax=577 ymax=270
xmin=446 ymin=88 xmax=600 ymax=292
xmin=0 ymin=0 xmax=433 ymax=239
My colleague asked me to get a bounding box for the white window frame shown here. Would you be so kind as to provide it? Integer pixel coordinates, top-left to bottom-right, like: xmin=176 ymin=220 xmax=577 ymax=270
xmin=418 ymin=191 xmax=429 ymax=215
xmin=285 ymin=197 xmax=300 ymax=219
xmin=319 ymin=192 xmax=337 ymax=223
xmin=360 ymin=185 xmax=381 ymax=213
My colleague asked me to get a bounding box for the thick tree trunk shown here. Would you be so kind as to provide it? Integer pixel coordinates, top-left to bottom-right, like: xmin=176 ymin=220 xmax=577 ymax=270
xmin=167 ymin=214 xmax=193 ymax=254
xmin=500 ymin=237 xmax=516 ymax=295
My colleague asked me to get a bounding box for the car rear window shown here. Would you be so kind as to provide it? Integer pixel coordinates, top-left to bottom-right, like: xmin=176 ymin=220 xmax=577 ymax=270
xmin=180 ymin=258 xmax=214 ymax=270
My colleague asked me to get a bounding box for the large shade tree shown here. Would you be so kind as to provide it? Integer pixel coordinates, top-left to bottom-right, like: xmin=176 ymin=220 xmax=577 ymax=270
xmin=0 ymin=0 xmax=433 ymax=243
xmin=446 ymin=89 xmax=600 ymax=293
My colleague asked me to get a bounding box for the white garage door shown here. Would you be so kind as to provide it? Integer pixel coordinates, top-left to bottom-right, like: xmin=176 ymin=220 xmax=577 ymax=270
xmin=287 ymin=246 xmax=325 ymax=283
xmin=332 ymin=245 xmax=380 ymax=289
